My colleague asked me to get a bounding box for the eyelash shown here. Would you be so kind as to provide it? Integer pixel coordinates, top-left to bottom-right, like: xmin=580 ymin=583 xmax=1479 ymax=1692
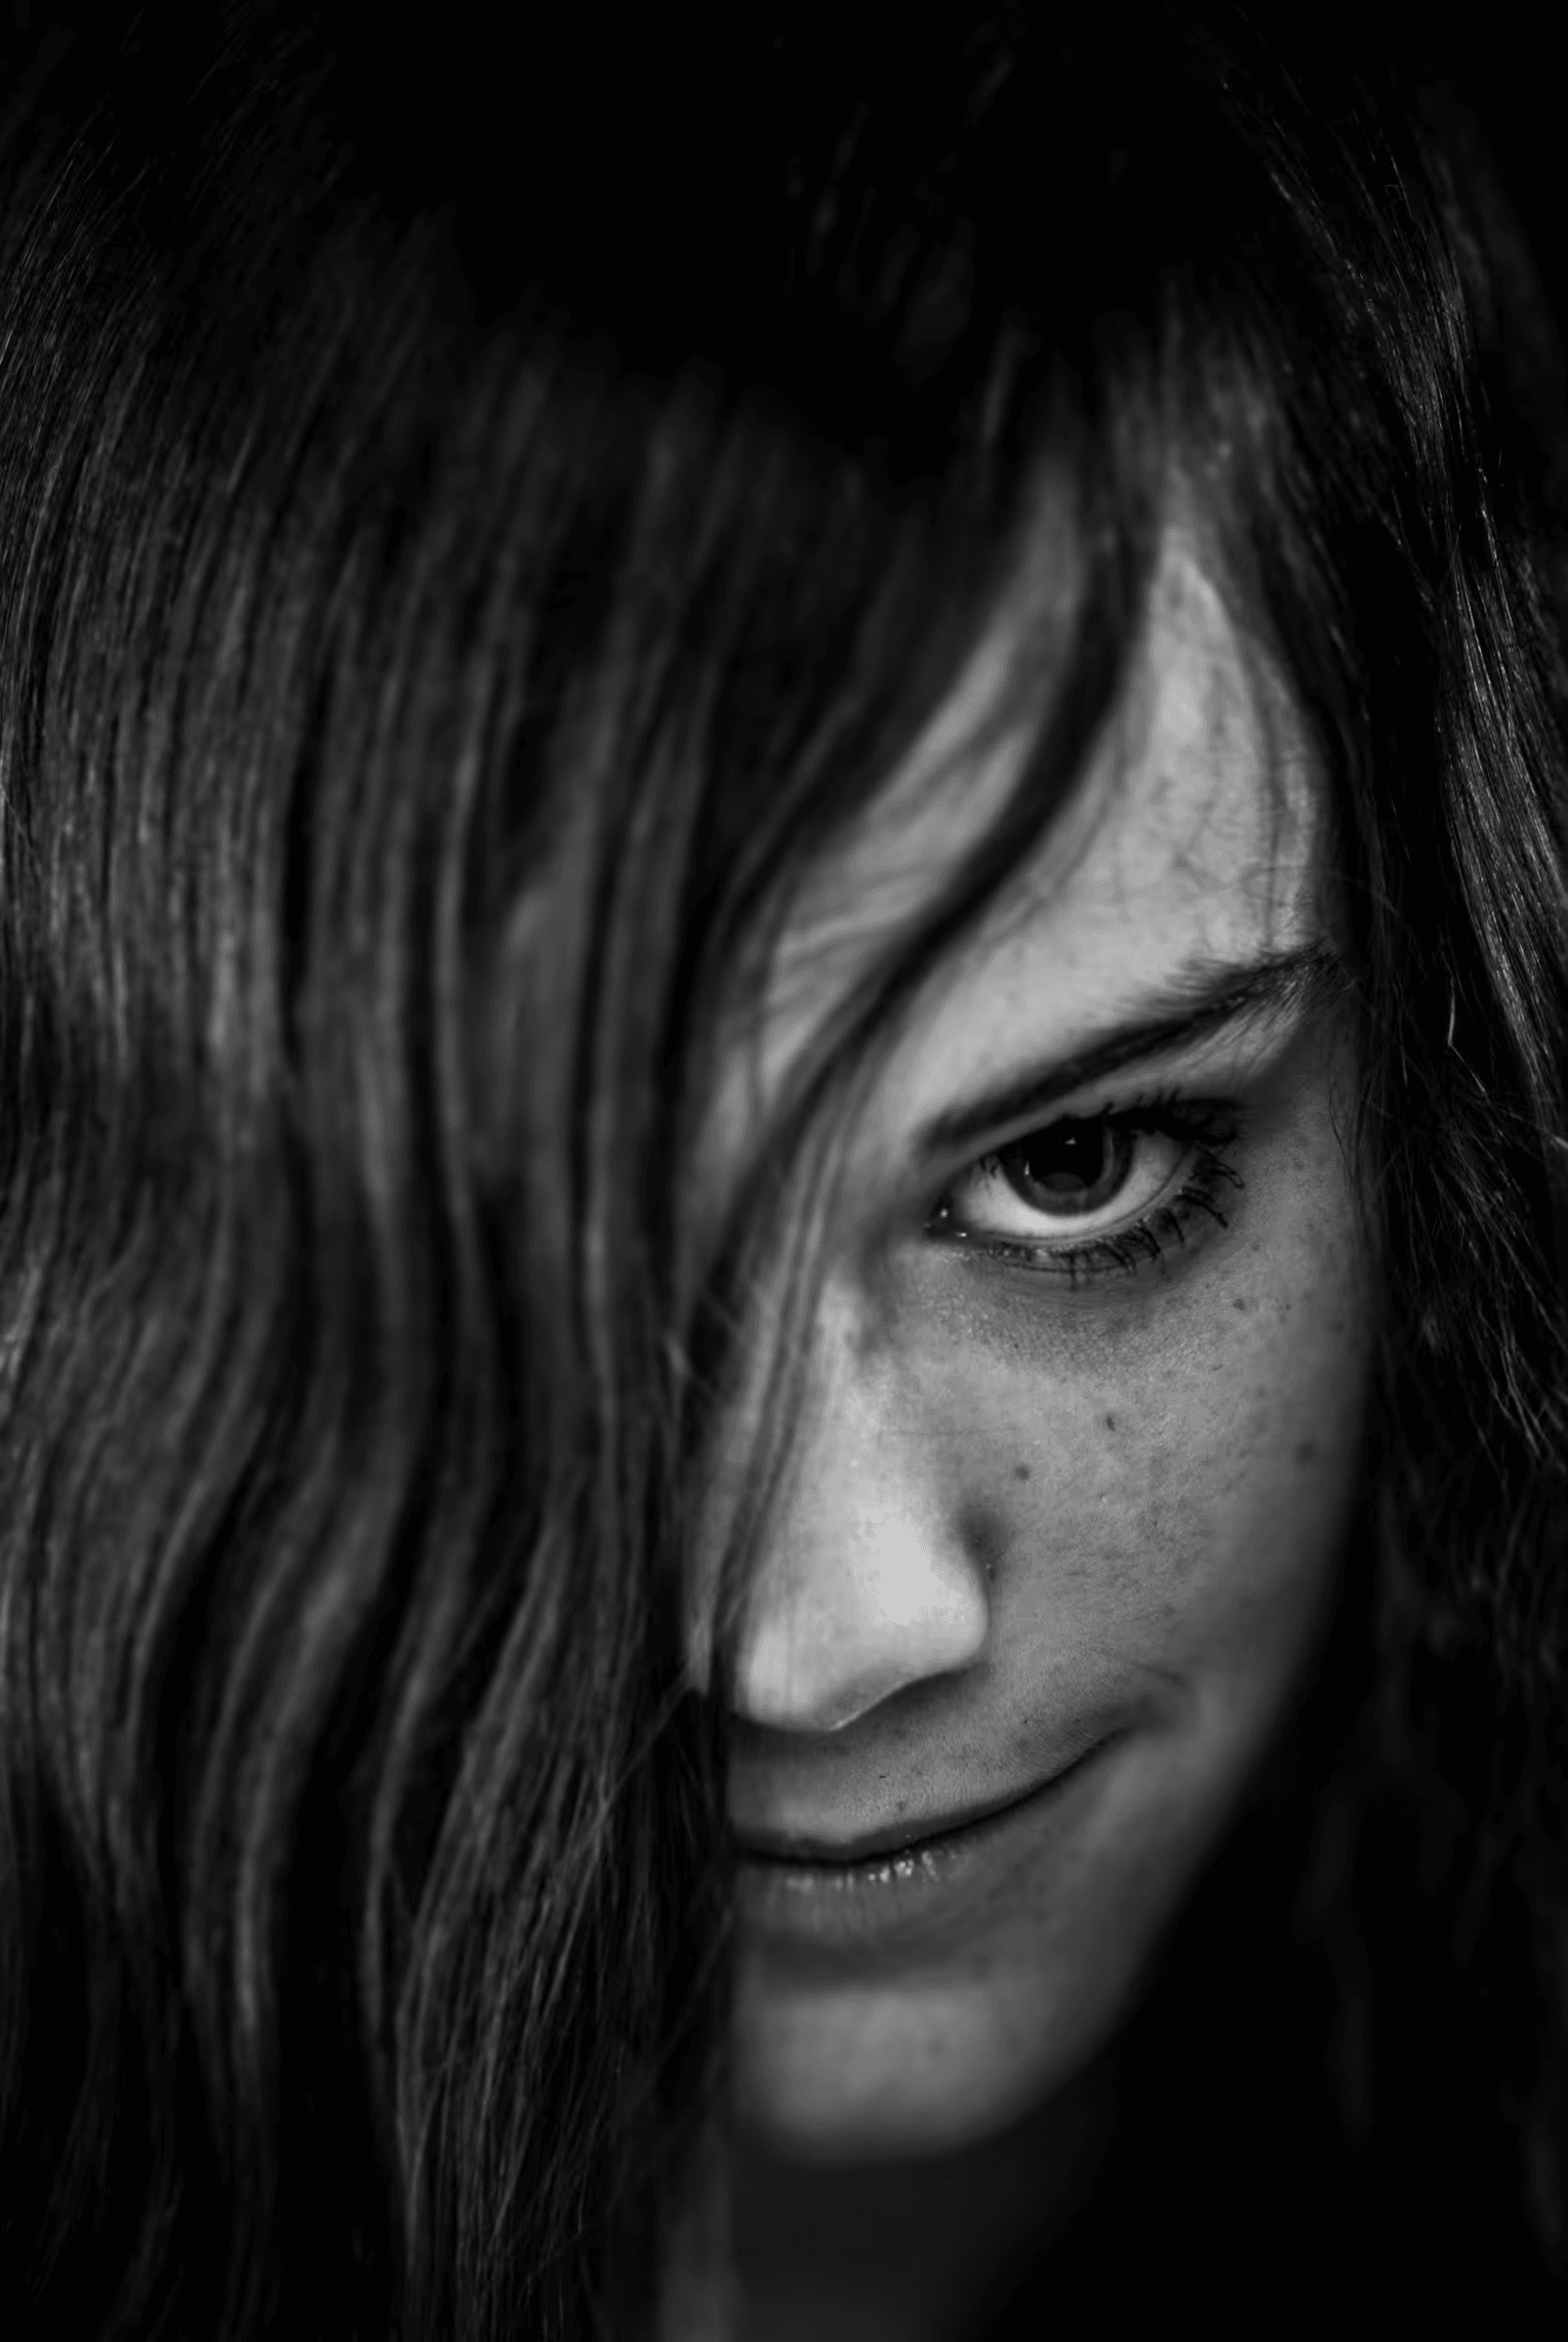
xmin=925 ymin=1089 xmax=1245 ymax=1285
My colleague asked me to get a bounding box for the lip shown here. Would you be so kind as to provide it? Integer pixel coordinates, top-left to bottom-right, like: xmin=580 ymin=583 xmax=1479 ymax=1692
xmin=735 ymin=1733 xmax=1120 ymax=1957
xmin=736 ymin=1760 xmax=1087 ymax=1867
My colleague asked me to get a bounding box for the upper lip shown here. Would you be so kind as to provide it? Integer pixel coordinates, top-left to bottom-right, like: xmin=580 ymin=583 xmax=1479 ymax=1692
xmin=732 ymin=1739 xmax=1108 ymax=1868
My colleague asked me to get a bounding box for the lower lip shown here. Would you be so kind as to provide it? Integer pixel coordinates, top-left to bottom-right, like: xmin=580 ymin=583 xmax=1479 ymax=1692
xmin=735 ymin=1737 xmax=1119 ymax=1958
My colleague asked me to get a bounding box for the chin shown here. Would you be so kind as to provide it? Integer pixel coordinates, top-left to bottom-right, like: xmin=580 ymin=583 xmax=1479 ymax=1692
xmin=729 ymin=1724 xmax=1271 ymax=2160
xmin=731 ymin=1947 xmax=1134 ymax=2162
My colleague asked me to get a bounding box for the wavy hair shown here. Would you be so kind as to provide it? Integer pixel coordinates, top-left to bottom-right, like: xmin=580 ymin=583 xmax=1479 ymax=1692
xmin=1 ymin=6 xmax=1565 ymax=2335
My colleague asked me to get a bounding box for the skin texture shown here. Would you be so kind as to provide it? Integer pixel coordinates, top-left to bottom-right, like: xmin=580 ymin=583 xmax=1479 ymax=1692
xmin=699 ymin=510 xmax=1373 ymax=2193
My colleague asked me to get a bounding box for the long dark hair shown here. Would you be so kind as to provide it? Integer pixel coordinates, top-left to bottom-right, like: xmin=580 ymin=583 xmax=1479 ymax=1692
xmin=1 ymin=6 xmax=1565 ymax=2335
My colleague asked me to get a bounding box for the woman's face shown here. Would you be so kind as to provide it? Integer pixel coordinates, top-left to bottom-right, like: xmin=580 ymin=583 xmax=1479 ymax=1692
xmin=704 ymin=515 xmax=1371 ymax=2160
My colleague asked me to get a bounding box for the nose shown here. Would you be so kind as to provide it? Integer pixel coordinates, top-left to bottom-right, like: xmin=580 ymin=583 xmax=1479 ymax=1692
xmin=726 ymin=1283 xmax=991 ymax=1734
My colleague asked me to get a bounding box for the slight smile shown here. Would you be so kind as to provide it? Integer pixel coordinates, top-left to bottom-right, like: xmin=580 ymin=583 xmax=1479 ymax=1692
xmin=734 ymin=1735 xmax=1124 ymax=1957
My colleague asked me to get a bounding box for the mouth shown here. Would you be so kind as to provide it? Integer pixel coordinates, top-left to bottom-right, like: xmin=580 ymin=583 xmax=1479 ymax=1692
xmin=733 ymin=1735 xmax=1120 ymax=1953
xmin=734 ymin=1757 xmax=1095 ymax=1870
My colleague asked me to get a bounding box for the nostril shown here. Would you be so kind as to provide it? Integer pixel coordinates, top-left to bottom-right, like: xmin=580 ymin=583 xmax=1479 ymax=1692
xmin=728 ymin=1537 xmax=992 ymax=1736
xmin=731 ymin=1640 xmax=935 ymax=1735
xmin=727 ymin=1606 xmax=876 ymax=1733
xmin=733 ymin=1651 xmax=895 ymax=1736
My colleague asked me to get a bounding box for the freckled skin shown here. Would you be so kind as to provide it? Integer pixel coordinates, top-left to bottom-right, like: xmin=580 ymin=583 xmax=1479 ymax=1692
xmin=710 ymin=518 xmax=1372 ymax=2160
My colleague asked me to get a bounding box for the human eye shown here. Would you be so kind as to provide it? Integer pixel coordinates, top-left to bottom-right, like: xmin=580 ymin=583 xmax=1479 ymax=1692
xmin=924 ymin=1092 xmax=1244 ymax=1283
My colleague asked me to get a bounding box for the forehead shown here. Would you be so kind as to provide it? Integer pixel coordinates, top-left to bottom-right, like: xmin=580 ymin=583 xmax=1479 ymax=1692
xmin=741 ymin=515 xmax=1322 ymax=1161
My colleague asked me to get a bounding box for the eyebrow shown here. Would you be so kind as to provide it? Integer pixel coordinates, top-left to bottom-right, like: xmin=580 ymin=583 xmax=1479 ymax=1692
xmin=918 ymin=940 xmax=1347 ymax=1159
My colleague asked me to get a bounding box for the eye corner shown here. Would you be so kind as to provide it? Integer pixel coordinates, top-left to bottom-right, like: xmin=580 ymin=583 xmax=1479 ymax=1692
xmin=923 ymin=1187 xmax=962 ymax=1240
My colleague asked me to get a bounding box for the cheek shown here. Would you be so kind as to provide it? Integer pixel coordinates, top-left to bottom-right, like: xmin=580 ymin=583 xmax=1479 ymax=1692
xmin=906 ymin=1204 xmax=1369 ymax=1703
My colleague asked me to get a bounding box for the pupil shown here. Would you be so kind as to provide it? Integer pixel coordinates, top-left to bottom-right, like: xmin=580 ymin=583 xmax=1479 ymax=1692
xmin=1006 ymin=1120 xmax=1127 ymax=1216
